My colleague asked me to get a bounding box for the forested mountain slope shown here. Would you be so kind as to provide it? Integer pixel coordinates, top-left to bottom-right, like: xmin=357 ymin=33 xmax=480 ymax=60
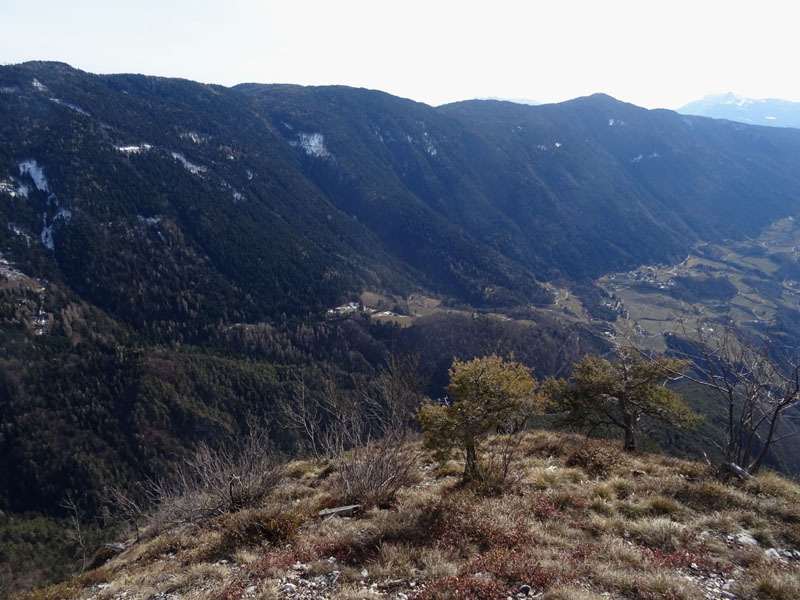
xmin=3 ymin=62 xmax=800 ymax=330
xmin=3 ymin=61 xmax=800 ymax=593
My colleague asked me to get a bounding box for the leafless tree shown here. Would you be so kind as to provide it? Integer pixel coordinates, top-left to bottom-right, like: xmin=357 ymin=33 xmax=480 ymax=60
xmin=364 ymin=351 xmax=428 ymax=440
xmin=102 ymin=484 xmax=146 ymax=543
xmin=281 ymin=370 xmax=327 ymax=459
xmin=280 ymin=352 xmax=428 ymax=507
xmin=104 ymin=427 xmax=283 ymax=538
xmin=60 ymin=491 xmax=88 ymax=575
xmin=281 ymin=353 xmax=427 ymax=457
xmin=669 ymin=324 xmax=800 ymax=475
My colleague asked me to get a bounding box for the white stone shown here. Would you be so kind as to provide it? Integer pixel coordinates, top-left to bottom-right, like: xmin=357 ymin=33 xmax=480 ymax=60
xmin=735 ymin=532 xmax=758 ymax=546
xmin=765 ymin=548 xmax=784 ymax=561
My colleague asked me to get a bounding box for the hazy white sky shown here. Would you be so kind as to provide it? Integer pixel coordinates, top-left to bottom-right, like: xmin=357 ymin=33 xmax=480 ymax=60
xmin=1 ymin=0 xmax=796 ymax=109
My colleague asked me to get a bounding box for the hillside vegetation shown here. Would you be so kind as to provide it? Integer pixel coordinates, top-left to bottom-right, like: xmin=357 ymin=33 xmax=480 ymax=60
xmin=17 ymin=430 xmax=800 ymax=600
xmin=4 ymin=62 xmax=800 ymax=596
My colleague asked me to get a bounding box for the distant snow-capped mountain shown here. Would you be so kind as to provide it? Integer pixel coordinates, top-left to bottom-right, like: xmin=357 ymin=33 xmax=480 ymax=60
xmin=678 ymin=92 xmax=800 ymax=129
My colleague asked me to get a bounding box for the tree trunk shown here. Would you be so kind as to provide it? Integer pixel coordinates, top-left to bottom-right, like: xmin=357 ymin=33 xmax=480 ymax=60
xmin=622 ymin=411 xmax=637 ymax=452
xmin=623 ymin=427 xmax=636 ymax=452
xmin=464 ymin=438 xmax=480 ymax=481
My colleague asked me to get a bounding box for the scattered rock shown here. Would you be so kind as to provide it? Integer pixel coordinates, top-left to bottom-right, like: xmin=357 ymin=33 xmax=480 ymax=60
xmin=631 ymin=469 xmax=646 ymax=477
xmin=318 ymin=504 xmax=362 ymax=519
xmin=279 ymin=582 xmax=297 ymax=593
xmin=722 ymin=463 xmax=750 ymax=480
xmin=734 ymin=532 xmax=758 ymax=546
xmin=519 ymin=583 xmax=533 ymax=595
xmin=765 ymin=548 xmax=784 ymax=561
xmin=379 ymin=579 xmax=406 ymax=590
xmin=104 ymin=543 xmax=127 ymax=552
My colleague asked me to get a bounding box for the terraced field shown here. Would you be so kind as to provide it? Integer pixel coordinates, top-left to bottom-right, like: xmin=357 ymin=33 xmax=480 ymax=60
xmin=597 ymin=215 xmax=800 ymax=352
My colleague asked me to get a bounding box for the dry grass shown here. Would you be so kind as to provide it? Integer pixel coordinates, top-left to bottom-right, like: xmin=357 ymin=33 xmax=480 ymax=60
xmin=627 ymin=517 xmax=690 ymax=552
xmin=18 ymin=430 xmax=800 ymax=600
xmin=162 ymin=562 xmax=226 ymax=594
xmin=731 ymin=564 xmax=800 ymax=599
xmin=542 ymin=587 xmax=609 ymax=600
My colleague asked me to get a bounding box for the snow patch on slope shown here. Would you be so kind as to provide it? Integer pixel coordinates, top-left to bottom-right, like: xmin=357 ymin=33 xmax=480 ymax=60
xmin=137 ymin=215 xmax=161 ymax=227
xmin=221 ymin=181 xmax=246 ymax=202
xmin=40 ymin=208 xmax=72 ymax=251
xmin=422 ymin=132 xmax=437 ymax=157
xmin=171 ymin=152 xmax=207 ymax=174
xmin=0 ymin=178 xmax=29 ymax=199
xmin=18 ymin=160 xmax=74 ymax=252
xmin=180 ymin=131 xmax=206 ymax=144
xmin=631 ymin=152 xmax=660 ymax=163
xmin=115 ymin=144 xmax=152 ymax=154
xmin=291 ymin=133 xmax=330 ymax=158
xmin=9 ymin=223 xmax=33 ymax=246
xmin=137 ymin=215 xmax=166 ymax=242
xmin=50 ymin=97 xmax=89 ymax=116
xmin=19 ymin=160 xmax=50 ymax=193
xmin=32 ymin=79 xmax=48 ymax=92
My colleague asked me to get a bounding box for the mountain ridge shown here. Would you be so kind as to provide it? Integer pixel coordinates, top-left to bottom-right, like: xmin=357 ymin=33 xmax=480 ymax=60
xmin=4 ymin=61 xmax=800 ymax=594
xmin=5 ymin=63 xmax=800 ymax=323
xmin=679 ymin=92 xmax=800 ymax=129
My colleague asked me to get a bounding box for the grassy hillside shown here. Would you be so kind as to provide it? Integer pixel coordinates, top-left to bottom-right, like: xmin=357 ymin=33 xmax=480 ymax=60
xmin=15 ymin=430 xmax=800 ymax=600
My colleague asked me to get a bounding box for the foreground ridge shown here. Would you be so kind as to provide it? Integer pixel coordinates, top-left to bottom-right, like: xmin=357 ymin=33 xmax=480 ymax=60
xmin=21 ymin=431 xmax=800 ymax=600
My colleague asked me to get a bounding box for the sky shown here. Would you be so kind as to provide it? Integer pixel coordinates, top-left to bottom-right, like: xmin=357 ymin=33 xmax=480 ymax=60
xmin=1 ymin=0 xmax=797 ymax=109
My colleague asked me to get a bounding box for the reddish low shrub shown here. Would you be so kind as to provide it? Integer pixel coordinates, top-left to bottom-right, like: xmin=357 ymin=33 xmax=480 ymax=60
xmin=415 ymin=575 xmax=509 ymax=600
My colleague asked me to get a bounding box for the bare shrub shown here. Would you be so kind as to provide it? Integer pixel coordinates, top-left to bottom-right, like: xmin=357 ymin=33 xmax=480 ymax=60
xmin=329 ymin=438 xmax=419 ymax=509
xmin=105 ymin=427 xmax=284 ymax=538
xmin=284 ymin=353 xmax=427 ymax=509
